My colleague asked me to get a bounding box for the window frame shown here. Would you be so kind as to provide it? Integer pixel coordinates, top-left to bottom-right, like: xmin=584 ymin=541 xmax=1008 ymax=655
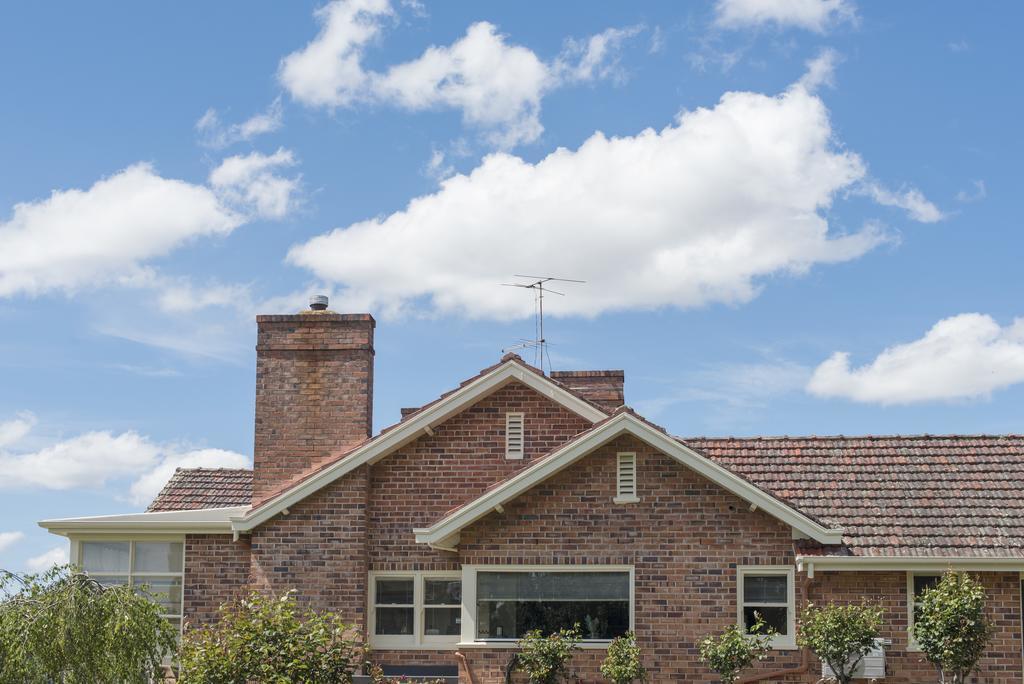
xmin=459 ymin=564 xmax=635 ymax=648
xmin=906 ymin=571 xmax=942 ymax=651
xmin=71 ymin=536 xmax=185 ymax=637
xmin=368 ymin=571 xmax=462 ymax=649
xmin=613 ymin=451 xmax=640 ymax=504
xmin=736 ymin=565 xmax=796 ymax=650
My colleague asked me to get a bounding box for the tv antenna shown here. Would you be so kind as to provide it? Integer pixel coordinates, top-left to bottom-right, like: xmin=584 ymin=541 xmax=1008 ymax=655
xmin=500 ymin=275 xmax=585 ymax=373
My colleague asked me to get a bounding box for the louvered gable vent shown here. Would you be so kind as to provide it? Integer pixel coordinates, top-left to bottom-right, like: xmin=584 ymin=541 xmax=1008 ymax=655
xmin=615 ymin=452 xmax=639 ymax=503
xmin=505 ymin=413 xmax=524 ymax=460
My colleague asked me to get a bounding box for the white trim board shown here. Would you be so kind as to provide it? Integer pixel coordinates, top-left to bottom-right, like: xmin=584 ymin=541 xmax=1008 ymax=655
xmin=40 ymin=506 xmax=246 ymax=536
xmin=414 ymin=412 xmax=844 ymax=549
xmin=231 ymin=359 xmax=608 ymax=533
xmin=798 ymin=555 xmax=1024 ymax=574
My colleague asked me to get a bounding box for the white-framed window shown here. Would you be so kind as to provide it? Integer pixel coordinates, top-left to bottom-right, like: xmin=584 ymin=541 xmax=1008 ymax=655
xmin=505 ymin=413 xmax=525 ymax=459
xmin=614 ymin=452 xmax=639 ymax=504
xmin=906 ymin=572 xmax=941 ymax=650
xmin=369 ymin=571 xmax=462 ymax=649
xmin=460 ymin=565 xmax=634 ymax=646
xmin=75 ymin=538 xmax=184 ymax=636
xmin=736 ymin=566 xmax=796 ymax=649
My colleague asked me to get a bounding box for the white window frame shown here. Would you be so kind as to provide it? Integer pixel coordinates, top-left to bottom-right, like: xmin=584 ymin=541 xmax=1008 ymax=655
xmin=736 ymin=565 xmax=796 ymax=650
xmin=459 ymin=564 xmax=635 ymax=649
xmin=505 ymin=412 xmax=525 ymax=459
xmin=613 ymin=452 xmax=640 ymax=504
xmin=906 ymin=571 xmax=942 ymax=651
xmin=368 ymin=571 xmax=462 ymax=649
xmin=72 ymin=536 xmax=185 ymax=638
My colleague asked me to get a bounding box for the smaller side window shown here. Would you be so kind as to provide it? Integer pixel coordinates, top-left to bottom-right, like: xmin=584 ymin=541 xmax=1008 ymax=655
xmin=374 ymin=577 xmax=414 ymax=636
xmin=908 ymin=573 xmax=941 ymax=649
xmin=737 ymin=567 xmax=795 ymax=649
xmin=505 ymin=413 xmax=524 ymax=459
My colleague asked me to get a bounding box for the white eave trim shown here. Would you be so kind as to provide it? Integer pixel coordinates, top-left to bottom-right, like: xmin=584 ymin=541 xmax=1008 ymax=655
xmin=231 ymin=360 xmax=608 ymax=532
xmin=798 ymin=555 xmax=1024 ymax=573
xmin=414 ymin=412 xmax=844 ymax=548
xmin=39 ymin=506 xmax=247 ymax=537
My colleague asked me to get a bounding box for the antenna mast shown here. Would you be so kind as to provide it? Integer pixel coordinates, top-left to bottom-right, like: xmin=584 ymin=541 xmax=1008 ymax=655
xmin=500 ymin=275 xmax=585 ymax=373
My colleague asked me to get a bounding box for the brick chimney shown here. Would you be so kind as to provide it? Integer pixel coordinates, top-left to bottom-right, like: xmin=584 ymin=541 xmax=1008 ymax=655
xmin=550 ymin=370 xmax=625 ymax=412
xmin=253 ymin=299 xmax=375 ymax=501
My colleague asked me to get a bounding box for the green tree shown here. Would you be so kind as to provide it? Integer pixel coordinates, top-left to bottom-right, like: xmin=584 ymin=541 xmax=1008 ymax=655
xmin=0 ymin=565 xmax=178 ymax=684
xmin=697 ymin=616 xmax=774 ymax=684
xmin=797 ymin=602 xmax=883 ymax=684
xmin=178 ymin=590 xmax=367 ymax=684
xmin=515 ymin=625 xmax=582 ymax=684
xmin=600 ymin=631 xmax=647 ymax=683
xmin=913 ymin=572 xmax=993 ymax=684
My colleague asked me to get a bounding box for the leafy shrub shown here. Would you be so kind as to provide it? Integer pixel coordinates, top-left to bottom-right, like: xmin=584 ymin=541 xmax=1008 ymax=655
xmin=798 ymin=601 xmax=883 ymax=684
xmin=913 ymin=571 xmax=993 ymax=684
xmin=0 ymin=565 xmax=178 ymax=684
xmin=178 ymin=590 xmax=367 ymax=683
xmin=516 ymin=625 xmax=582 ymax=684
xmin=600 ymin=631 xmax=647 ymax=683
xmin=697 ymin=615 xmax=774 ymax=684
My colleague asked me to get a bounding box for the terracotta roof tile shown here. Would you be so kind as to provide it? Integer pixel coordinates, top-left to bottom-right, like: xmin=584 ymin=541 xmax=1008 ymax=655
xmin=147 ymin=468 xmax=252 ymax=511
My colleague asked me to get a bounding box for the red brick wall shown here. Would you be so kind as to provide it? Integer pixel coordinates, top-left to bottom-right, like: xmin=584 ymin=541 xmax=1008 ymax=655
xmin=253 ymin=313 xmax=374 ymax=502
xmin=183 ymin=534 xmax=252 ymax=626
xmin=549 ymin=370 xmax=624 ymax=412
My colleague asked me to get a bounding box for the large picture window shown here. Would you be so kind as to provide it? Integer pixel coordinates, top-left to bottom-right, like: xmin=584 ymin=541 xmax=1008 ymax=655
xmin=475 ymin=570 xmax=631 ymax=641
xmin=736 ymin=566 xmax=795 ymax=649
xmin=369 ymin=572 xmax=461 ymax=648
xmin=78 ymin=539 xmax=184 ymax=635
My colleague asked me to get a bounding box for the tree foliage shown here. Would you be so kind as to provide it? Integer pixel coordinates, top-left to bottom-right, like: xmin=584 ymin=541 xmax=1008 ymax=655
xmin=797 ymin=601 xmax=882 ymax=684
xmin=913 ymin=572 xmax=993 ymax=684
xmin=600 ymin=631 xmax=647 ymax=683
xmin=178 ymin=590 xmax=367 ymax=684
xmin=515 ymin=624 xmax=582 ymax=684
xmin=0 ymin=565 xmax=178 ymax=684
xmin=697 ymin=616 xmax=774 ymax=684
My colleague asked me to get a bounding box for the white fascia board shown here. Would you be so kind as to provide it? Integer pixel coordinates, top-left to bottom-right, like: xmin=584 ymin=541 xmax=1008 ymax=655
xmin=39 ymin=506 xmax=246 ymax=536
xmin=232 ymin=361 xmax=607 ymax=532
xmin=798 ymin=555 xmax=1024 ymax=573
xmin=414 ymin=413 xmax=843 ymax=547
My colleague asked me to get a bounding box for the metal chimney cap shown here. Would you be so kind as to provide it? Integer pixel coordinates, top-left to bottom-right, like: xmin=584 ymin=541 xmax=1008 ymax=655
xmin=309 ymin=294 xmax=329 ymax=311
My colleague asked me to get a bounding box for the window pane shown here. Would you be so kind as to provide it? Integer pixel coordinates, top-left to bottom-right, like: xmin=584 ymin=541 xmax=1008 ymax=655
xmin=477 ymin=599 xmax=629 ymax=640
xmin=743 ymin=606 xmax=788 ymax=635
xmin=81 ymin=541 xmax=129 ymax=573
xmin=376 ymin=578 xmax=414 ymax=605
xmin=90 ymin=575 xmax=129 ymax=589
xmin=478 ymin=572 xmax=628 ymax=601
xmin=425 ymin=579 xmax=461 ymax=605
xmin=133 ymin=542 xmax=183 ymax=573
xmin=134 ymin=577 xmax=183 ymax=616
xmin=913 ymin=575 xmax=941 ymax=599
xmin=376 ymin=607 xmax=414 ymax=635
xmin=425 ymin=607 xmax=461 ymax=636
xmin=743 ymin=575 xmax=787 ymax=604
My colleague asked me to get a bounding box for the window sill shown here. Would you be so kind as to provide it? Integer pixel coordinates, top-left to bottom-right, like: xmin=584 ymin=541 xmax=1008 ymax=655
xmin=456 ymin=640 xmax=614 ymax=650
xmin=613 ymin=495 xmax=640 ymax=505
xmin=369 ymin=641 xmax=461 ymax=651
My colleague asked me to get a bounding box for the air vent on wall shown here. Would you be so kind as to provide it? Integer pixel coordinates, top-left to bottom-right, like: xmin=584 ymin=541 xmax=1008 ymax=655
xmin=505 ymin=413 xmax=524 ymax=460
xmin=615 ymin=452 xmax=639 ymax=504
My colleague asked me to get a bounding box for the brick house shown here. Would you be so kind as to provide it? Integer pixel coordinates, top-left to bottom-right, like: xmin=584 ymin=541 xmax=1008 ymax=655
xmin=40 ymin=304 xmax=1024 ymax=683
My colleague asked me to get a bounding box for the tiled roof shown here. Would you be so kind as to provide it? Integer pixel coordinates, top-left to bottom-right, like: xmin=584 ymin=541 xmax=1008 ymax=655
xmin=688 ymin=435 xmax=1024 ymax=558
xmin=147 ymin=468 xmax=253 ymax=511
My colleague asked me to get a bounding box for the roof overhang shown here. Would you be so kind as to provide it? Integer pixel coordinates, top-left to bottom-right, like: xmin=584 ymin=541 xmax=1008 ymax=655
xmin=414 ymin=412 xmax=845 ymax=549
xmin=39 ymin=506 xmax=247 ymax=537
xmin=798 ymin=555 xmax=1024 ymax=574
xmin=231 ymin=359 xmax=608 ymax=532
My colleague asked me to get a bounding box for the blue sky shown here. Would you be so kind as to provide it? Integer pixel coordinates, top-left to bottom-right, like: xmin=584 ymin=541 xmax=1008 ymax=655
xmin=1 ymin=0 xmax=1021 ymax=572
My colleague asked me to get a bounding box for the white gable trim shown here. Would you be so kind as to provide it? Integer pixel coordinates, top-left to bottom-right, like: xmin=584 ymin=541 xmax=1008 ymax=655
xmin=413 ymin=412 xmax=844 ymax=548
xmin=40 ymin=506 xmax=246 ymax=536
xmin=230 ymin=360 xmax=608 ymax=532
xmin=797 ymin=555 xmax=1024 ymax=574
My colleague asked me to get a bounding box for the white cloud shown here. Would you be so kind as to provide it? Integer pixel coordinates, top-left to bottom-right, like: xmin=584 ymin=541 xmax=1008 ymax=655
xmin=807 ymin=313 xmax=1024 ymax=404
xmin=423 ymin=149 xmax=454 ymax=181
xmin=0 ymin=531 xmax=25 ymax=553
xmin=797 ymin=48 xmax=839 ymax=91
xmin=0 ymin=413 xmax=250 ymax=506
xmin=196 ymin=97 xmax=284 ymax=149
xmin=156 ymin=280 xmax=251 ymax=314
xmin=956 ymin=179 xmax=986 ymax=203
xmin=858 ymin=181 xmax=945 ymax=223
xmin=288 ymin=68 xmax=907 ymax=320
xmin=715 ymin=0 xmax=857 ymax=32
xmin=0 ymin=164 xmax=240 ymax=298
xmin=26 ymin=546 xmax=69 ymax=573
xmin=209 ymin=148 xmax=300 ymax=220
xmin=0 ymin=411 xmax=36 ymax=448
xmin=948 ymin=40 xmax=969 ymax=53
xmin=279 ymin=0 xmax=641 ymax=147
xmin=128 ymin=448 xmax=250 ymax=507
